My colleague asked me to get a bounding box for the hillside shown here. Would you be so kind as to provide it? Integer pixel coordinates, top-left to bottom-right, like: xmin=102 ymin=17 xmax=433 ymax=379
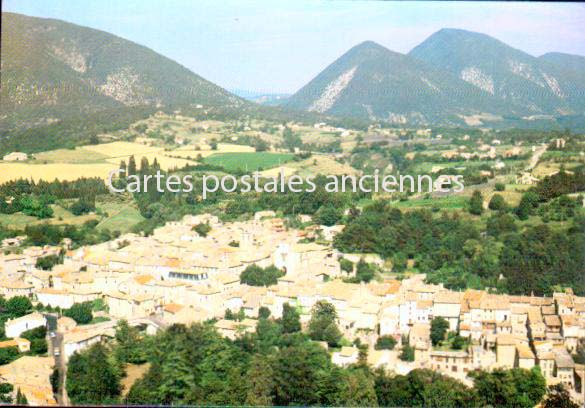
xmin=285 ymin=40 xmax=521 ymax=125
xmin=287 ymin=29 xmax=585 ymax=126
xmin=0 ymin=12 xmax=243 ymax=131
xmin=409 ymin=28 xmax=585 ymax=116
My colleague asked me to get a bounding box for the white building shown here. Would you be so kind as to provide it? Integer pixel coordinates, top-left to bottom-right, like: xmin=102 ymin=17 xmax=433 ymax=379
xmin=5 ymin=312 xmax=46 ymax=338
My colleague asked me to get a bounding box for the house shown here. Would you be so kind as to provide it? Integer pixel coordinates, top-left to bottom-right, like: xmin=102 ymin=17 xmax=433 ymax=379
xmin=5 ymin=312 xmax=46 ymax=338
xmin=57 ymin=316 xmax=77 ymax=333
xmin=495 ymin=334 xmax=517 ymax=368
xmin=332 ymin=346 xmax=359 ymax=367
xmin=516 ymin=172 xmax=539 ymax=185
xmin=63 ymin=328 xmax=109 ymax=360
xmin=2 ymin=152 xmax=28 ymax=161
xmin=503 ymin=147 xmax=522 ymax=158
xmin=106 ymin=291 xmax=161 ymax=319
xmin=433 ymin=291 xmax=462 ymax=331
xmin=0 ymin=280 xmax=34 ymax=299
xmin=554 ymin=348 xmax=575 ymax=388
xmin=0 ymin=338 xmax=30 ymax=353
xmin=428 ymin=349 xmax=473 ymax=377
xmin=0 ymin=356 xmax=57 ymax=405
xmin=517 ymin=344 xmax=535 ymax=369
xmin=214 ymin=318 xmax=256 ymax=340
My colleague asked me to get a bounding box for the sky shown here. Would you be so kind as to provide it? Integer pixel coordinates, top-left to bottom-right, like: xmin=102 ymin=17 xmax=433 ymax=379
xmin=5 ymin=0 xmax=585 ymax=94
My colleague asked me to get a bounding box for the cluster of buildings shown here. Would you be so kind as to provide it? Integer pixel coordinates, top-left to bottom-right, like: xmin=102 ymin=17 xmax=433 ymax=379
xmin=0 ymin=212 xmax=584 ymax=403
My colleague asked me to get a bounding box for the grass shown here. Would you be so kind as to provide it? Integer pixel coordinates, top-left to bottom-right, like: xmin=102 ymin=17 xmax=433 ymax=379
xmin=0 ymin=201 xmax=142 ymax=233
xmin=390 ymin=194 xmax=469 ymax=210
xmin=0 ymin=204 xmax=98 ymax=228
xmin=96 ymin=202 xmax=144 ymax=233
xmin=204 ymin=152 xmax=294 ymax=172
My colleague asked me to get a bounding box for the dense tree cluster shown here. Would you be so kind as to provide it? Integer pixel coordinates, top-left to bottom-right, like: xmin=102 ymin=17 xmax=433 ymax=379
xmin=240 ymin=265 xmax=285 ymax=287
xmin=64 ymin=314 xmax=551 ymax=407
xmin=334 ymin=201 xmax=585 ymax=295
xmin=64 ymin=302 xmax=94 ymax=325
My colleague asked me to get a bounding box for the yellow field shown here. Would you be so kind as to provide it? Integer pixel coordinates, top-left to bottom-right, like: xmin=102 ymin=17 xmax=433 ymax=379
xmin=105 ymin=153 xmax=197 ymax=171
xmin=289 ymin=155 xmax=359 ymax=177
xmin=0 ymin=162 xmax=116 ymax=183
xmin=34 ymin=148 xmax=109 ymax=163
xmin=81 ymin=141 xmax=163 ymax=158
xmin=258 ymin=166 xmax=297 ymax=178
xmin=168 ymin=143 xmax=256 ymax=159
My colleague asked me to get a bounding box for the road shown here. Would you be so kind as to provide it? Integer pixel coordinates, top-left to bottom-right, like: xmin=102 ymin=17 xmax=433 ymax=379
xmin=526 ymin=144 xmax=548 ymax=171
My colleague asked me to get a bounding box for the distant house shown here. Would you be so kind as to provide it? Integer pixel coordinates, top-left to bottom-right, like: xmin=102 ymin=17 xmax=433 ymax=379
xmin=516 ymin=172 xmax=539 ymax=185
xmin=5 ymin=312 xmax=46 ymax=338
xmin=0 ymin=338 xmax=30 ymax=353
xmin=2 ymin=152 xmax=28 ymax=161
xmin=332 ymin=346 xmax=359 ymax=367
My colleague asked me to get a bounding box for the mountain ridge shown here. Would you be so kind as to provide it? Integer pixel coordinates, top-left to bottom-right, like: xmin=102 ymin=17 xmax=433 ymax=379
xmin=1 ymin=12 xmax=244 ymax=130
xmin=286 ymin=28 xmax=585 ymax=125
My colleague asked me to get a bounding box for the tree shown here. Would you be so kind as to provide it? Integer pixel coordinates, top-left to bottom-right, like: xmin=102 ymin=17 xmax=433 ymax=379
xmin=244 ymin=354 xmax=274 ymax=406
xmin=430 ymin=317 xmax=449 ymax=346
xmin=35 ymin=254 xmax=62 ymax=271
xmin=127 ymin=155 xmax=137 ymax=177
xmin=451 ymin=335 xmax=466 ymax=350
xmin=339 ymin=258 xmax=353 ymax=274
xmin=486 ymin=213 xmax=518 ymax=237
xmin=308 ymin=301 xmax=342 ymax=347
xmin=495 ymin=183 xmax=506 ymax=192
xmin=66 ymin=343 xmax=121 ymax=404
xmin=64 ymin=302 xmax=93 ymax=325
xmin=542 ymin=384 xmax=578 ymax=408
xmin=16 ymin=388 xmax=28 ymax=405
xmin=6 ymin=296 xmax=32 ymax=318
xmin=258 ymin=306 xmax=271 ymax=319
xmin=315 ymin=205 xmax=342 ymax=226
xmin=281 ymin=303 xmax=301 ymax=334
xmin=0 ymin=347 xmax=19 ymax=365
xmin=516 ymin=191 xmax=540 ymax=220
xmin=114 ymin=320 xmax=145 ymax=364
xmin=0 ymin=382 xmax=13 ymax=403
xmin=334 ymin=368 xmax=378 ymax=406
xmin=240 ymin=264 xmax=284 ymax=287
xmin=139 ymin=157 xmax=150 ymax=175
xmin=399 ymin=335 xmax=415 ymax=362
xmin=468 ymin=190 xmax=484 ymax=215
xmin=488 ymin=194 xmax=508 ymax=211
xmin=21 ymin=326 xmax=48 ymax=355
xmin=470 ymin=367 xmax=546 ymax=408
xmin=192 ymin=222 xmax=211 ymax=237
xmin=119 ymin=160 xmax=127 ymax=178
xmin=375 ymin=335 xmax=397 ymax=350
xmin=274 ymin=342 xmax=331 ymax=406
xmin=70 ymin=196 xmax=96 ymax=216
xmin=355 ymin=259 xmax=376 ymax=282
xmin=159 ymin=351 xmax=194 ymax=405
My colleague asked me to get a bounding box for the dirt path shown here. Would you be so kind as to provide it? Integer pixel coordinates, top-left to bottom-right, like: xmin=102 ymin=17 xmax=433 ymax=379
xmin=526 ymin=144 xmax=547 ymax=171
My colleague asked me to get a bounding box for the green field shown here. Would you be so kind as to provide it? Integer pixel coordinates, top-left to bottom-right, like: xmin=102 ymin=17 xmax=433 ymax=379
xmin=0 ymin=201 xmax=143 ymax=234
xmin=204 ymin=152 xmax=294 ymax=172
xmin=390 ymin=194 xmax=469 ymax=210
xmin=96 ymin=202 xmax=145 ymax=233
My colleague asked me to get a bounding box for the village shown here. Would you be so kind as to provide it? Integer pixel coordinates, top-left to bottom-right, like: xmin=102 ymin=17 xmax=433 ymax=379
xmin=0 ymin=211 xmax=584 ymax=405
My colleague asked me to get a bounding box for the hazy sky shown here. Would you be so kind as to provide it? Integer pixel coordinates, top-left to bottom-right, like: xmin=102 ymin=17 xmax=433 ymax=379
xmin=5 ymin=0 xmax=585 ymax=93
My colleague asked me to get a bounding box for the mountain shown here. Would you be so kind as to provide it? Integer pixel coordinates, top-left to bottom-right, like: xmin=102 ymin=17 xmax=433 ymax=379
xmin=285 ymin=40 xmax=513 ymax=124
xmin=409 ymin=28 xmax=585 ymax=116
xmin=0 ymin=12 xmax=243 ymax=130
xmin=287 ymin=29 xmax=585 ymax=126
xmin=539 ymin=52 xmax=585 ymax=79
